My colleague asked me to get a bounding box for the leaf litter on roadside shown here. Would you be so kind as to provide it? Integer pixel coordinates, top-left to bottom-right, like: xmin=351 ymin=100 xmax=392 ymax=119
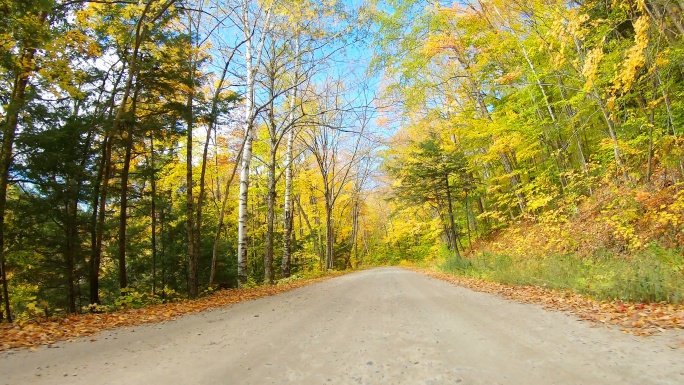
xmin=0 ymin=275 xmax=338 ymax=352
xmin=406 ymin=267 xmax=684 ymax=337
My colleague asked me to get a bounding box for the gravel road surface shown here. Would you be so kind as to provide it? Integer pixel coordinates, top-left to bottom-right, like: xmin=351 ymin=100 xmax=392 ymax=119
xmin=1 ymin=267 xmax=683 ymax=384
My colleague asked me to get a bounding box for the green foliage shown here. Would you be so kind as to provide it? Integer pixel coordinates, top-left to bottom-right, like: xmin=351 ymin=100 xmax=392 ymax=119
xmin=276 ymin=274 xmax=304 ymax=285
xmin=240 ymin=277 xmax=260 ymax=290
xmin=442 ymin=244 xmax=684 ymax=303
xmin=114 ymin=288 xmax=161 ymax=309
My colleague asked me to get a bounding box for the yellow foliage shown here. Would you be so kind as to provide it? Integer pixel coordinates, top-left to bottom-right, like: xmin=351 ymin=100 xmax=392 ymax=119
xmin=582 ymin=46 xmax=604 ymax=91
xmin=612 ymin=16 xmax=650 ymax=94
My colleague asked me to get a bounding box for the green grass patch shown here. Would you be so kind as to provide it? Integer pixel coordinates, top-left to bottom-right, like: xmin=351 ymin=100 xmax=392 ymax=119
xmin=441 ymin=244 xmax=684 ymax=303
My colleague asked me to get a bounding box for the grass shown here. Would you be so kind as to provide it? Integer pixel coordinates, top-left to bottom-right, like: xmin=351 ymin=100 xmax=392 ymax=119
xmin=441 ymin=244 xmax=684 ymax=303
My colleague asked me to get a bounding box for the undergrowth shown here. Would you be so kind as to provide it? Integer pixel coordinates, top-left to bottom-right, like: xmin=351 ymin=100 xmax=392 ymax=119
xmin=441 ymin=244 xmax=684 ymax=303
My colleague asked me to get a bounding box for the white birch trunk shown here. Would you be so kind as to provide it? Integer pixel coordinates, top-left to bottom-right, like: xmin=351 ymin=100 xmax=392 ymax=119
xmin=281 ymin=109 xmax=296 ymax=278
xmin=236 ymin=2 xmax=271 ymax=286
xmin=236 ymin=1 xmax=255 ymax=286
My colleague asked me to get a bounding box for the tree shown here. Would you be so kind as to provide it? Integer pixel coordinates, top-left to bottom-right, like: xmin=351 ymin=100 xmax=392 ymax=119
xmin=302 ymin=79 xmax=372 ymax=270
xmin=235 ymin=0 xmax=273 ymax=286
xmin=0 ymin=0 xmax=54 ymax=322
xmin=385 ymin=133 xmax=468 ymax=256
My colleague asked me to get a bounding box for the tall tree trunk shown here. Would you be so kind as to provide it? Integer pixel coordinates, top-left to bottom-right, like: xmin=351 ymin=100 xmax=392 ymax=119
xmin=65 ymin=192 xmax=78 ymax=314
xmin=209 ymin=137 xmax=246 ymax=286
xmin=236 ymin=2 xmax=271 ymax=287
xmin=264 ymin=57 xmax=278 ymax=284
xmin=237 ymin=127 xmax=254 ymax=286
xmin=281 ymin=36 xmax=300 ymax=279
xmin=150 ymin=137 xmax=158 ymax=295
xmin=204 ymin=59 xmax=245 ymax=287
xmin=91 ymin=135 xmax=112 ymax=304
xmin=264 ymin=149 xmax=276 ymax=284
xmin=118 ymin=123 xmax=134 ymax=292
xmin=647 ymin=109 xmax=654 ymax=183
xmin=193 ymin=124 xmax=212 ymax=285
xmin=325 ymin=200 xmax=334 ymax=270
xmin=185 ymin=5 xmax=203 ymax=299
xmin=113 ymin=0 xmax=156 ymax=294
xmin=281 ymin=128 xmax=295 ymax=278
xmin=444 ymin=174 xmax=461 ymax=258
xmin=116 ymin=82 xmax=142 ymax=293
xmin=160 ymin=202 xmax=167 ymax=299
xmin=204 ymin=43 xmax=241 ymax=287
xmin=0 ymin=258 xmax=5 ymax=322
xmin=236 ymin=2 xmax=256 ymax=287
xmin=89 ymin=65 xmax=125 ymax=305
xmin=596 ymin=96 xmax=629 ymax=183
xmin=186 ymin=85 xmax=198 ymax=298
xmin=348 ymin=196 xmax=360 ymax=269
xmin=464 ymin=191 xmax=473 ymax=251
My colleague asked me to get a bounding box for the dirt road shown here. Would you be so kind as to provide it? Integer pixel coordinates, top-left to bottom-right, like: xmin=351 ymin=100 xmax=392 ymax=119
xmin=1 ymin=267 xmax=683 ymax=384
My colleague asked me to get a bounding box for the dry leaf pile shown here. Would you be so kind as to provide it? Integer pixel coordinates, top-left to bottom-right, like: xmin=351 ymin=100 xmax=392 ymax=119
xmin=407 ymin=267 xmax=684 ymax=336
xmin=0 ymin=274 xmax=337 ymax=352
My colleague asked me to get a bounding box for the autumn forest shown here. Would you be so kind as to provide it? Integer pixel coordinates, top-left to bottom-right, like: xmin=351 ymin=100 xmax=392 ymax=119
xmin=1 ymin=0 xmax=683 ymax=324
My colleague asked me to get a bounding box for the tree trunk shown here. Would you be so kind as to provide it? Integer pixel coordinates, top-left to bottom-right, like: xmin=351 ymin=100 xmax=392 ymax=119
xmin=237 ymin=129 xmax=253 ymax=286
xmin=236 ymin=2 xmax=271 ymax=287
xmin=264 ymin=56 xmax=278 ymax=284
xmin=160 ymin=202 xmax=167 ymax=299
xmin=647 ymin=110 xmax=654 ymax=183
xmin=184 ymin=6 xmax=203 ymax=298
xmin=203 ymin=27 xmax=244 ymax=287
xmin=0 ymin=37 xmax=43 ymax=323
xmin=264 ymin=149 xmax=276 ymax=284
xmin=325 ymin=201 xmax=335 ymax=270
xmin=112 ymin=1 xmax=155 ymax=295
xmin=116 ymin=82 xmax=145 ymax=294
xmin=209 ymin=137 xmax=246 ymax=286
xmin=464 ymin=191 xmax=473 ymax=251
xmin=444 ymin=174 xmax=460 ymax=258
xmin=281 ymin=36 xmax=300 ymax=279
xmin=597 ymin=97 xmax=629 ymax=183
xmin=91 ymin=134 xmax=113 ymax=304
xmin=186 ymin=86 xmax=198 ymax=299
xmin=65 ymin=193 xmax=78 ymax=314
xmin=118 ymin=123 xmax=133 ymax=292
xmin=150 ymin=137 xmax=158 ymax=295
xmin=282 ymin=128 xmax=295 ymax=278
xmin=349 ymin=196 xmax=360 ymax=269
xmin=0 ymin=7 xmax=49 ymax=322
xmin=236 ymin=2 xmax=256 ymax=287
xmin=192 ymin=123 xmax=212 ymax=287
xmin=0 ymin=262 xmax=5 ymax=322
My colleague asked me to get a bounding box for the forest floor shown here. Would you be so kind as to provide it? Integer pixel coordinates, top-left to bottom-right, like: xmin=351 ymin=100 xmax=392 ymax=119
xmin=1 ymin=267 xmax=683 ymax=385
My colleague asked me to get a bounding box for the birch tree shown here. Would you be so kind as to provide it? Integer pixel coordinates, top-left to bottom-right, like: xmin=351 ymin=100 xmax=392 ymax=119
xmin=236 ymin=0 xmax=272 ymax=286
